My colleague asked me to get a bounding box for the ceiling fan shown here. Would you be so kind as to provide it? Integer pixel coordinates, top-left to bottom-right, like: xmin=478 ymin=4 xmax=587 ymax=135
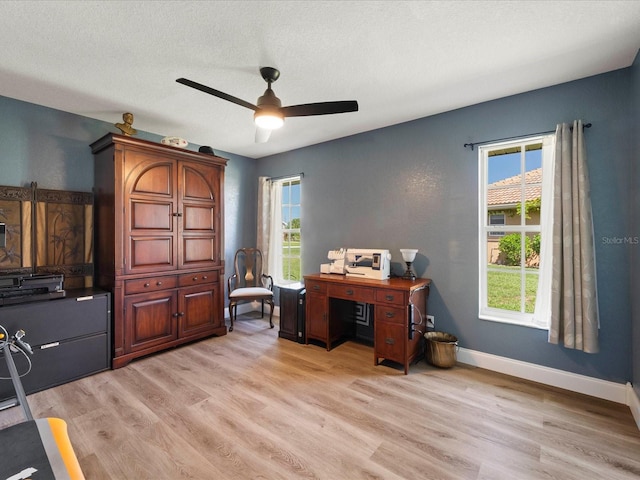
xmin=176 ymin=67 xmax=359 ymax=143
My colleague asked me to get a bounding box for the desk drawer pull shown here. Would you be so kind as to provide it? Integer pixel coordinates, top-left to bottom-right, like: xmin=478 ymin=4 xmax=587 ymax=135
xmin=313 ymin=285 xmax=321 ymax=291
xmin=385 ymin=311 xmax=395 ymax=318
xmin=385 ymin=294 xmax=395 ymax=301
xmin=346 ymin=289 xmax=354 ymax=295
xmin=385 ymin=337 xmax=395 ymax=345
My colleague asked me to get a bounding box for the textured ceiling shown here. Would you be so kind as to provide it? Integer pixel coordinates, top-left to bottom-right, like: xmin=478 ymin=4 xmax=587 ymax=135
xmin=1 ymin=1 xmax=639 ymax=159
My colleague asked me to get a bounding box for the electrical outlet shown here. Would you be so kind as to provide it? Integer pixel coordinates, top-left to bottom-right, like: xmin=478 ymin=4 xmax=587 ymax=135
xmin=426 ymin=315 xmax=435 ymax=329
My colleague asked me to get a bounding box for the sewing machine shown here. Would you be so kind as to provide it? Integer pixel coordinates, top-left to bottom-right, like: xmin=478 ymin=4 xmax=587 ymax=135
xmin=321 ymin=248 xmax=348 ymax=274
xmin=321 ymin=248 xmax=391 ymax=280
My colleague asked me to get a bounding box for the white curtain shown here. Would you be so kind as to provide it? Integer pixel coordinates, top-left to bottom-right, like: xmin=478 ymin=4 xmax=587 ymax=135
xmin=532 ymin=134 xmax=556 ymax=328
xmin=548 ymin=120 xmax=599 ymax=352
xmin=257 ymin=177 xmax=282 ymax=280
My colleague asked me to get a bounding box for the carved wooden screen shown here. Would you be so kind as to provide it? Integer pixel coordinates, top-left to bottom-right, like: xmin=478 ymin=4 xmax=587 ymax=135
xmin=0 ymin=185 xmax=33 ymax=273
xmin=0 ymin=183 xmax=94 ymax=289
xmin=35 ymin=188 xmax=94 ymax=288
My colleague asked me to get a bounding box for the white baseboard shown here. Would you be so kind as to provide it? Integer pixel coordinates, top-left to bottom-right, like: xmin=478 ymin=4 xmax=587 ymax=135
xmin=627 ymin=382 xmax=640 ymax=430
xmin=457 ymin=347 xmax=629 ymax=405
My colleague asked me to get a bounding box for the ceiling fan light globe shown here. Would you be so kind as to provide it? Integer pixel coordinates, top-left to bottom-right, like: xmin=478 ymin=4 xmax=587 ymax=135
xmin=254 ymin=112 xmax=284 ymax=130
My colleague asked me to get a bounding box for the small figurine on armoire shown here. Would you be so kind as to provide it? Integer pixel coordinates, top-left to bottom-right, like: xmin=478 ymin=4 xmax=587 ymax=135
xmin=115 ymin=112 xmax=137 ymax=136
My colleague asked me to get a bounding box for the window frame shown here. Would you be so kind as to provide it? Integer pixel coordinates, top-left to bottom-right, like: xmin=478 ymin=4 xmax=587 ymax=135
xmin=273 ymin=175 xmax=301 ymax=286
xmin=478 ymin=134 xmax=554 ymax=329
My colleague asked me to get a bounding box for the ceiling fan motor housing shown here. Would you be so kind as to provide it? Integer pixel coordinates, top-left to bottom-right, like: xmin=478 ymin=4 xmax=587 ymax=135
xmin=257 ymin=87 xmax=282 ymax=109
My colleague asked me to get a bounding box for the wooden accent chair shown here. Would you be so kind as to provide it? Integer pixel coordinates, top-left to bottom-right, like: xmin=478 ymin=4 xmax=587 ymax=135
xmin=227 ymin=248 xmax=275 ymax=331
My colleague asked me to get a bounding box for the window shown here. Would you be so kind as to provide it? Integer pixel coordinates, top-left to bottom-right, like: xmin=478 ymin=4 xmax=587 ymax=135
xmin=275 ymin=176 xmax=301 ymax=284
xmin=488 ymin=213 xmax=505 ymax=237
xmin=478 ymin=135 xmax=554 ymax=328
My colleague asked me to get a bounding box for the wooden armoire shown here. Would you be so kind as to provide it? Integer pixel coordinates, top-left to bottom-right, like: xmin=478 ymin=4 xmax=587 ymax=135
xmin=91 ymin=133 xmax=227 ymax=368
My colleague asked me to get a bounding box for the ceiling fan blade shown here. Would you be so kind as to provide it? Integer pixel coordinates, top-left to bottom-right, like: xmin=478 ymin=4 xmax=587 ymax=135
xmin=281 ymin=101 xmax=358 ymax=117
xmin=176 ymin=78 xmax=258 ymax=111
xmin=255 ymin=127 xmax=272 ymax=143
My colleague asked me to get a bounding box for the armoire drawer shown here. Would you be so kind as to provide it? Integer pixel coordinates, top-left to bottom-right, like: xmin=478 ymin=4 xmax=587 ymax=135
xmin=178 ymin=270 xmax=218 ymax=287
xmin=125 ymin=275 xmax=178 ymax=295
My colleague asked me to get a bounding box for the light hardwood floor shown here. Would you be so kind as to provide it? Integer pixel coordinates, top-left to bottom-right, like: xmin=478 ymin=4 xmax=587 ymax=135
xmin=3 ymin=312 xmax=640 ymax=479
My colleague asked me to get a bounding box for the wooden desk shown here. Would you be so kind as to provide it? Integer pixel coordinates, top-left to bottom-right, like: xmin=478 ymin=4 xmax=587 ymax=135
xmin=304 ymin=273 xmax=431 ymax=374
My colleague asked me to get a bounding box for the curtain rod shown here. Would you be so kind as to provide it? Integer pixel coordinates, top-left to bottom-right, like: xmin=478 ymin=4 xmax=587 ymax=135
xmin=267 ymin=172 xmax=304 ymax=182
xmin=463 ymin=122 xmax=592 ymax=151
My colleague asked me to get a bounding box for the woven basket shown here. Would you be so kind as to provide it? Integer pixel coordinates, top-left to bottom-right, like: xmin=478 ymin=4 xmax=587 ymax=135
xmin=424 ymin=331 xmax=458 ymax=368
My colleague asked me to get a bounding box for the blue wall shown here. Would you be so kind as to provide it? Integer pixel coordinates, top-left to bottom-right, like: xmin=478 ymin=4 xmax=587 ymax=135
xmin=1 ymin=63 xmax=636 ymax=386
xmin=1 ymin=96 xmax=110 ymax=190
xmin=258 ymin=67 xmax=636 ymax=384
xmin=222 ymin=151 xmax=258 ymax=277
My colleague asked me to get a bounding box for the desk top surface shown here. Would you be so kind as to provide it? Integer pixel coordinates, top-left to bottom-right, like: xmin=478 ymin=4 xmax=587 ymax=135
xmin=304 ymin=273 xmax=430 ymax=292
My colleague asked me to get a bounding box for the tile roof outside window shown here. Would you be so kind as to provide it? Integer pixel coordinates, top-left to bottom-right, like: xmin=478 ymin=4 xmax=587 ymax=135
xmin=487 ymin=167 xmax=541 ymax=207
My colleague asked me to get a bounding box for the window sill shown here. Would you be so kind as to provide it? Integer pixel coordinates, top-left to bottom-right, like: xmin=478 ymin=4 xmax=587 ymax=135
xmin=479 ymin=312 xmax=548 ymax=330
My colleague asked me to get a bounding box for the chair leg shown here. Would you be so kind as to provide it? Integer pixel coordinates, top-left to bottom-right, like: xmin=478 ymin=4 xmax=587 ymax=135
xmin=261 ymin=300 xmax=264 ymax=318
xmin=268 ymin=299 xmax=274 ymax=329
xmin=229 ymin=302 xmax=235 ymax=332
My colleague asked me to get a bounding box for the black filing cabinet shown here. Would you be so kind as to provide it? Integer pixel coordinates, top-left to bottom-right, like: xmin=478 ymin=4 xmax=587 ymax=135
xmin=278 ymin=283 xmax=306 ymax=343
xmin=0 ymin=289 xmax=111 ymax=400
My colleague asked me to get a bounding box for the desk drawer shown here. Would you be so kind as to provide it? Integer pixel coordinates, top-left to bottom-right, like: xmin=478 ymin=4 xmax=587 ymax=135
xmin=125 ymin=275 xmax=177 ymax=295
xmin=328 ymin=284 xmax=374 ymax=303
xmin=375 ymin=321 xmax=406 ymax=363
xmin=306 ymin=280 xmax=327 ymax=295
xmin=375 ymin=305 xmax=406 ymax=325
xmin=375 ymin=289 xmax=406 ymax=306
